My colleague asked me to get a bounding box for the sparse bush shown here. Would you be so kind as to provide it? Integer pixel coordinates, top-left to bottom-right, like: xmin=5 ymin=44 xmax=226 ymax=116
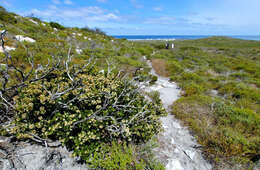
xmin=148 ymin=91 xmax=161 ymax=104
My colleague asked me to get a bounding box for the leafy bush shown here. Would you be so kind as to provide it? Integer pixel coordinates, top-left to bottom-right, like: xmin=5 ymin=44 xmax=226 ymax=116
xmin=81 ymin=26 xmax=106 ymax=35
xmin=12 ymin=67 xmax=166 ymax=161
xmin=0 ymin=6 xmax=17 ymax=24
xmin=149 ymin=75 xmax=158 ymax=85
xmin=181 ymin=82 xmax=205 ymax=96
xmin=49 ymin=22 xmax=65 ymax=30
xmin=88 ymin=141 xmax=165 ymax=170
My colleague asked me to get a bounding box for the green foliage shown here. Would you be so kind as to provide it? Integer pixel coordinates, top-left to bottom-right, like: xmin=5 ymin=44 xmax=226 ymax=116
xmin=146 ymin=37 xmax=260 ymax=167
xmin=181 ymin=82 xmax=205 ymax=96
xmin=149 ymin=75 xmax=158 ymax=85
xmin=89 ymin=142 xmax=146 ymax=169
xmin=173 ymin=95 xmax=260 ymax=165
xmin=147 ymin=91 xmax=161 ymax=104
xmin=12 ymin=67 xmax=166 ymax=161
xmin=0 ymin=6 xmax=17 ymax=24
xmin=88 ymin=141 xmax=164 ymax=170
xmin=49 ymin=21 xmax=65 ymax=30
xmin=81 ymin=26 xmax=106 ymax=35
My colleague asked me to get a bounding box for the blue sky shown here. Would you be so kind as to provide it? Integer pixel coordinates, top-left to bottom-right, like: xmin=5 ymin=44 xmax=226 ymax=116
xmin=1 ymin=0 xmax=260 ymax=35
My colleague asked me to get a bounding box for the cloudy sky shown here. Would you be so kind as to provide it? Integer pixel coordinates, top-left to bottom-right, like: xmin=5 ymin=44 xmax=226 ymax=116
xmin=1 ymin=0 xmax=260 ymax=35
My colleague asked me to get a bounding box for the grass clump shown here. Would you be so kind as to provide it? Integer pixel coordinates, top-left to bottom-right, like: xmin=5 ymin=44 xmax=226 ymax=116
xmin=89 ymin=141 xmax=165 ymax=170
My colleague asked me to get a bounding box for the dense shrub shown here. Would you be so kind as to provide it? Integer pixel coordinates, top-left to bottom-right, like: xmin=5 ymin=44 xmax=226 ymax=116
xmin=81 ymin=26 xmax=106 ymax=35
xmin=181 ymin=82 xmax=205 ymax=96
xmin=0 ymin=6 xmax=17 ymax=24
xmin=12 ymin=67 xmax=166 ymax=161
xmin=49 ymin=21 xmax=65 ymax=30
xmin=88 ymin=141 xmax=165 ymax=170
xmin=149 ymin=75 xmax=158 ymax=85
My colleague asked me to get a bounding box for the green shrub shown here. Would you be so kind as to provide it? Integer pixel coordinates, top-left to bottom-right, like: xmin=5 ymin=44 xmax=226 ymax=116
xmin=149 ymin=75 xmax=158 ymax=85
xmin=178 ymin=72 xmax=204 ymax=83
xmin=167 ymin=60 xmax=184 ymax=75
xmin=89 ymin=142 xmax=145 ymax=169
xmin=49 ymin=22 xmax=65 ymax=30
xmin=147 ymin=91 xmax=161 ymax=104
xmin=172 ymin=97 xmax=260 ymax=164
xmin=181 ymin=82 xmax=205 ymax=96
xmin=0 ymin=7 xmax=17 ymax=24
xmin=88 ymin=141 xmax=164 ymax=170
xmin=12 ymin=67 xmax=166 ymax=161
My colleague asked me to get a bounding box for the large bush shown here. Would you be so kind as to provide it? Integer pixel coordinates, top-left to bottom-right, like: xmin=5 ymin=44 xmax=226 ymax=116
xmin=0 ymin=6 xmax=17 ymax=24
xmin=12 ymin=67 xmax=166 ymax=161
xmin=49 ymin=21 xmax=65 ymax=30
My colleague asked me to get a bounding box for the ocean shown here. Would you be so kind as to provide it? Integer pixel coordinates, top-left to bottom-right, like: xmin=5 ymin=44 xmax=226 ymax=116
xmin=112 ymin=35 xmax=260 ymax=41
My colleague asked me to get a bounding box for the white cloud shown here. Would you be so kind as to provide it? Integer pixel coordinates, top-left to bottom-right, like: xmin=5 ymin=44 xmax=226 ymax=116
xmin=1 ymin=0 xmax=12 ymax=7
xmin=153 ymin=7 xmax=163 ymax=12
xmin=64 ymin=0 xmax=73 ymax=5
xmin=30 ymin=6 xmax=120 ymax=23
xmin=97 ymin=0 xmax=107 ymax=3
xmin=52 ymin=0 xmax=61 ymax=4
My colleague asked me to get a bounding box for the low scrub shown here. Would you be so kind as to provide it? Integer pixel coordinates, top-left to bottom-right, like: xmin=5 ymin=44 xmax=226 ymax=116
xmin=89 ymin=141 xmax=165 ymax=170
xmin=172 ymin=95 xmax=260 ymax=166
xmin=11 ymin=67 xmax=166 ymax=162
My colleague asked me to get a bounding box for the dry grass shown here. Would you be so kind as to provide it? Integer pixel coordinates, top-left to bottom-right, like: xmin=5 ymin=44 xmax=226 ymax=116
xmin=151 ymin=58 xmax=169 ymax=77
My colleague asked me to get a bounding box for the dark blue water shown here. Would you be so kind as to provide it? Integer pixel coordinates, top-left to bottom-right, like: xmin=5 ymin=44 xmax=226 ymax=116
xmin=113 ymin=35 xmax=260 ymax=41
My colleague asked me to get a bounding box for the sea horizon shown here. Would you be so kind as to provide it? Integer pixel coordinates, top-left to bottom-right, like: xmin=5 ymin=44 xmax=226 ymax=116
xmin=112 ymin=35 xmax=260 ymax=41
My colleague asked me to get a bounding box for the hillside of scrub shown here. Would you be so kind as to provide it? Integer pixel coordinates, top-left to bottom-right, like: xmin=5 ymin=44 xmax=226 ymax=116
xmin=0 ymin=6 xmax=154 ymax=75
xmin=0 ymin=6 xmax=165 ymax=169
xmin=142 ymin=37 xmax=260 ymax=169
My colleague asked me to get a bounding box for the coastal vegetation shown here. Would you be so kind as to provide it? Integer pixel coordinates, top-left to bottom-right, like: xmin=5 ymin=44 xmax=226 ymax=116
xmin=0 ymin=6 xmax=164 ymax=169
xmin=0 ymin=5 xmax=259 ymax=169
xmin=144 ymin=37 xmax=260 ymax=168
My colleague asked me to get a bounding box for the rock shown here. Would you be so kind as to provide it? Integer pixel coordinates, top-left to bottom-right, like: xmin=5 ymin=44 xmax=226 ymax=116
xmin=54 ymin=28 xmax=58 ymax=31
xmin=0 ymin=46 xmax=16 ymax=53
xmin=1 ymin=142 xmax=88 ymax=170
xmin=29 ymin=19 xmax=38 ymax=25
xmin=15 ymin=35 xmax=36 ymax=43
xmin=76 ymin=48 xmax=82 ymax=54
xmin=210 ymin=89 xmax=218 ymax=96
